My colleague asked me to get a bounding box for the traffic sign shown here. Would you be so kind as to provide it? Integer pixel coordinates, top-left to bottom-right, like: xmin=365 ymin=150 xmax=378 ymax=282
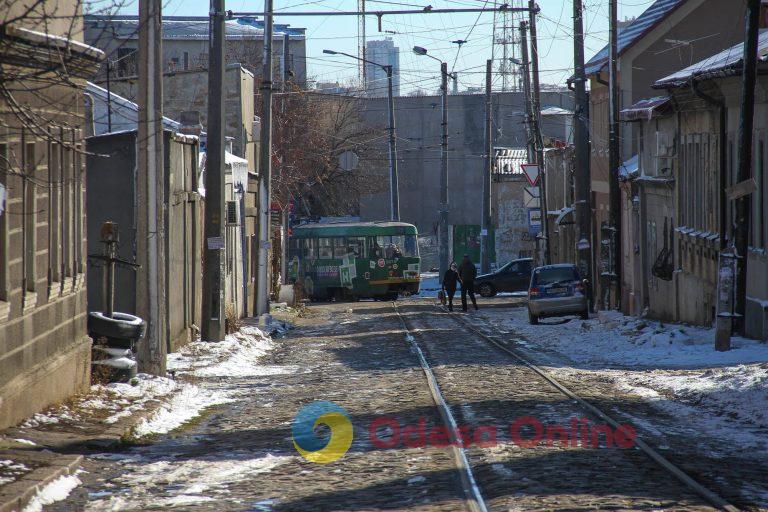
xmin=523 ymin=186 xmax=540 ymax=208
xmin=521 ymin=163 xmax=540 ymax=186
xmin=528 ymin=208 xmax=542 ymax=235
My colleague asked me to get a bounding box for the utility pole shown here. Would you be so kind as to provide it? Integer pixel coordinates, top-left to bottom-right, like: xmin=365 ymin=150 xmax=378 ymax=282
xmin=520 ymin=23 xmax=534 ymax=163
xmin=573 ymin=0 xmax=593 ymax=302
xmin=608 ymin=0 xmax=622 ymax=309
xmin=528 ymin=0 xmax=550 ymax=265
xmin=256 ymin=0 xmax=274 ymax=316
xmin=385 ymin=65 xmax=401 ymax=220
xmin=136 ymin=0 xmax=166 ymax=373
xmin=734 ymin=0 xmax=760 ymax=337
xmin=201 ymin=0 xmax=226 ymax=341
xmin=439 ymin=61 xmax=449 ymax=279
xmin=481 ymin=59 xmax=493 ymax=274
xmin=281 ymin=32 xmax=290 ymax=286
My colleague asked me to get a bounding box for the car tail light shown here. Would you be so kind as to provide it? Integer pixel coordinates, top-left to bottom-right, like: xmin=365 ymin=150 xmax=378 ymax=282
xmin=529 ymin=287 xmax=540 ymax=297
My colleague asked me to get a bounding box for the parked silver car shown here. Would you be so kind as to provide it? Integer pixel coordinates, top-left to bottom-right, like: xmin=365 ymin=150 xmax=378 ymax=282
xmin=527 ymin=264 xmax=588 ymax=324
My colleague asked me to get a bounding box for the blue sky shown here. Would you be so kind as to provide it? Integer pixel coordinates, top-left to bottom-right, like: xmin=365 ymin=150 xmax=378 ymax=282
xmin=114 ymin=0 xmax=655 ymax=93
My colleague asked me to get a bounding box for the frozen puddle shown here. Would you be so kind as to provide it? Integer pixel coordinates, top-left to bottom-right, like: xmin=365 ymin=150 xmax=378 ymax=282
xmin=85 ymin=453 xmax=288 ymax=510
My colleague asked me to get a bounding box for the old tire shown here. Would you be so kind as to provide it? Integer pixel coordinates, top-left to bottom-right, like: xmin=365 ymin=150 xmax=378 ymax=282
xmin=528 ymin=311 xmax=539 ymax=325
xmin=88 ymin=312 xmax=145 ymax=341
xmin=478 ymin=283 xmax=496 ymax=297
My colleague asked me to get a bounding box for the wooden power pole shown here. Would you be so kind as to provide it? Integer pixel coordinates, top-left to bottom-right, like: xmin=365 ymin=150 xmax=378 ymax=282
xmin=608 ymin=0 xmax=622 ymax=309
xmin=734 ymin=0 xmax=761 ymax=336
xmin=481 ymin=59 xmax=493 ymax=274
xmin=573 ymin=0 xmax=593 ymax=303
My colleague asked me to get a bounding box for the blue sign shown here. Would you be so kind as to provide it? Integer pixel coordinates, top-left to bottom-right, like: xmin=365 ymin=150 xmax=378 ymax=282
xmin=528 ymin=208 xmax=542 ymax=236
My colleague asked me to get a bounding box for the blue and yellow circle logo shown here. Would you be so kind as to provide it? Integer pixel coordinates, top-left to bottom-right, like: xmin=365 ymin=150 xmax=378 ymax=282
xmin=292 ymin=401 xmax=353 ymax=464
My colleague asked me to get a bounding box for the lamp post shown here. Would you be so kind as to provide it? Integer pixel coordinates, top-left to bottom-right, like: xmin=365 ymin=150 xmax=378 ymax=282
xmin=413 ymin=46 xmax=450 ymax=279
xmin=323 ymin=49 xmax=400 ymax=221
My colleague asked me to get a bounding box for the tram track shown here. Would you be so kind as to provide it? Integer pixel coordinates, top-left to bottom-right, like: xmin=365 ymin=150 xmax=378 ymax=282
xmin=392 ymin=300 xmax=740 ymax=512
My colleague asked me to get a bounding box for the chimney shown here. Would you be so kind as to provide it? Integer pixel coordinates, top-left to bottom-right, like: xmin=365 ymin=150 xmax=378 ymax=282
xmin=179 ymin=111 xmax=202 ymax=136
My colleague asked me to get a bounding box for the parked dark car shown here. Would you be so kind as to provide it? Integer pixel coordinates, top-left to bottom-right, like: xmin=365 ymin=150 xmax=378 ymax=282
xmin=527 ymin=263 xmax=588 ymax=324
xmin=475 ymin=258 xmax=533 ymax=297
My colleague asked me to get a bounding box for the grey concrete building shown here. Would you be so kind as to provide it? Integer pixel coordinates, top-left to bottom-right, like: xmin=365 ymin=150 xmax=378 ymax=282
xmin=0 ymin=3 xmax=103 ymax=429
xmin=83 ymin=15 xmax=307 ymax=88
xmin=358 ymin=90 xmax=573 ymax=266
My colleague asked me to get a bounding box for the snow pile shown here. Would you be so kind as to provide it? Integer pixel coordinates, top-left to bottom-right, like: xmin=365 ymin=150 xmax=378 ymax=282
xmin=492 ymin=308 xmax=768 ymax=368
xmin=22 ymin=473 xmax=82 ymax=512
xmin=85 ymin=454 xmax=288 ymax=509
xmin=0 ymin=459 xmax=29 ymax=486
xmin=167 ymin=326 xmax=274 ymax=377
xmin=132 ymin=383 xmax=232 ymax=437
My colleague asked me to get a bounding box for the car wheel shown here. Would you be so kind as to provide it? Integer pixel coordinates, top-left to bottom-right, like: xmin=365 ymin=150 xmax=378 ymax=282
xmin=88 ymin=312 xmax=145 ymax=341
xmin=528 ymin=311 xmax=539 ymax=325
xmin=479 ymin=283 xmax=495 ymax=297
xmin=580 ymin=309 xmax=589 ymax=320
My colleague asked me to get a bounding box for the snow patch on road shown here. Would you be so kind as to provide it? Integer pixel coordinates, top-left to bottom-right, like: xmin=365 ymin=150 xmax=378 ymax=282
xmin=22 ymin=473 xmax=82 ymax=512
xmin=85 ymin=454 xmax=288 ymax=510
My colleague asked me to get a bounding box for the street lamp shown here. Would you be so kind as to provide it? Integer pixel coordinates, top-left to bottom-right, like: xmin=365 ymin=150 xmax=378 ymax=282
xmin=323 ymin=49 xmax=400 ymax=221
xmin=412 ymin=46 xmax=450 ymax=279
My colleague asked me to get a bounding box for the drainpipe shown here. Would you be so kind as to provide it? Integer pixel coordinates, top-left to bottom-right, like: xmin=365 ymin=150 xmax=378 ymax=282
xmin=691 ymin=80 xmax=727 ymax=249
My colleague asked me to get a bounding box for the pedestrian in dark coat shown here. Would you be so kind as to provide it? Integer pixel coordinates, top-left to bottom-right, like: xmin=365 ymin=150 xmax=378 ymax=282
xmin=458 ymin=254 xmax=478 ymax=311
xmin=442 ymin=262 xmax=460 ymax=311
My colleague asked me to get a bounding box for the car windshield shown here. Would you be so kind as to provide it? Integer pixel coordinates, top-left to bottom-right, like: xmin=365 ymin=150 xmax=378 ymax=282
xmin=533 ymin=266 xmax=579 ymax=286
xmin=375 ymin=235 xmax=418 ymax=258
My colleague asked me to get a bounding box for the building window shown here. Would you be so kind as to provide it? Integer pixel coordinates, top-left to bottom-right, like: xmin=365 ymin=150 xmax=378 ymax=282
xmin=117 ymin=47 xmax=138 ymax=77
xmin=62 ymin=139 xmax=72 ymax=280
xmin=48 ymin=134 xmax=60 ymax=284
xmin=0 ymin=143 xmax=8 ymax=302
xmin=23 ymin=141 xmax=37 ymax=293
xmin=75 ymin=143 xmax=84 ymax=274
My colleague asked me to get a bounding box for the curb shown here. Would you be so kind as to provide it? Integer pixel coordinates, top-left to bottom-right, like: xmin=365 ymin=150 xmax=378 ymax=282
xmin=0 ymin=396 xmax=166 ymax=511
xmin=0 ymin=454 xmax=82 ymax=512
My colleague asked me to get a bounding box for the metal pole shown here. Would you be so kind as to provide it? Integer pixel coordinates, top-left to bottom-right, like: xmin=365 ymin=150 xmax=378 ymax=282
xmin=106 ymin=60 xmax=112 ymax=132
xmin=439 ymin=61 xmax=449 ymax=279
xmin=734 ymin=0 xmax=760 ymax=337
xmin=201 ymin=0 xmax=227 ymax=341
xmin=529 ymin=0 xmax=550 ymax=265
xmin=520 ymin=23 xmax=534 ymax=163
xmin=386 ymin=65 xmax=400 ymax=221
xmin=573 ymin=0 xmax=593 ymax=304
xmin=481 ymin=59 xmax=492 ymax=274
xmin=256 ymin=0 xmax=275 ymax=316
xmin=105 ymin=241 xmax=115 ymax=318
xmin=136 ymin=0 xmax=166 ymax=373
xmin=608 ymin=0 xmax=622 ymax=309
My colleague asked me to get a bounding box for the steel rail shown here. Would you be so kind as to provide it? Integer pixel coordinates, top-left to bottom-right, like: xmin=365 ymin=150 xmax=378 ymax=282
xmin=439 ymin=304 xmax=740 ymax=512
xmin=392 ymin=302 xmax=489 ymax=512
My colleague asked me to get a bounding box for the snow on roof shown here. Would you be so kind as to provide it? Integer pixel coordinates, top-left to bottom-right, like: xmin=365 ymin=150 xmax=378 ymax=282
xmin=493 ymin=147 xmax=527 ymax=175
xmin=619 ymin=154 xmax=639 ymax=180
xmin=585 ymin=0 xmax=686 ymax=76
xmin=85 ymin=15 xmax=305 ymax=40
xmin=654 ymin=29 xmax=768 ymax=88
xmin=86 ymin=81 xmax=181 ymax=133
xmin=620 ymin=96 xmax=671 ymax=121
xmin=540 ymin=106 xmax=572 ymax=116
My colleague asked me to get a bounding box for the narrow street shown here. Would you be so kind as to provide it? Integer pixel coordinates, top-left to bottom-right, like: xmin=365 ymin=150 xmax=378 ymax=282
xmin=45 ymin=299 xmax=766 ymax=511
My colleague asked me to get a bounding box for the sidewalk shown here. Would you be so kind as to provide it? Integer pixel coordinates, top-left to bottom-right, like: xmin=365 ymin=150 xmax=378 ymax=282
xmin=0 ymin=323 xmax=275 ymax=512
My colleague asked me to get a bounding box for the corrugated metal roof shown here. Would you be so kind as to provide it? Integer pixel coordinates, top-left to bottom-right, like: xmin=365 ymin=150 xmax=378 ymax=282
xmin=493 ymin=147 xmax=527 ymax=175
xmin=585 ymin=0 xmax=686 ymax=76
xmin=654 ymin=29 xmax=768 ymax=88
xmin=620 ymin=96 xmax=671 ymax=120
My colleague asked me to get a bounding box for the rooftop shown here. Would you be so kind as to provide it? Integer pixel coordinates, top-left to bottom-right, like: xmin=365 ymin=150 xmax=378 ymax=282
xmin=654 ymin=29 xmax=768 ymax=88
xmin=84 ymin=15 xmax=305 ymax=40
xmin=585 ymin=0 xmax=686 ymax=76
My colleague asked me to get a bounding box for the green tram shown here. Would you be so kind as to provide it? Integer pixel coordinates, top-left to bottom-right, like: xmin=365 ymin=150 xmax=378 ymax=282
xmin=287 ymin=221 xmax=421 ymax=301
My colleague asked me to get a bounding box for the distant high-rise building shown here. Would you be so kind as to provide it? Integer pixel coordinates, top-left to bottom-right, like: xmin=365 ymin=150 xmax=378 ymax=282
xmin=365 ymin=38 xmax=400 ymax=97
